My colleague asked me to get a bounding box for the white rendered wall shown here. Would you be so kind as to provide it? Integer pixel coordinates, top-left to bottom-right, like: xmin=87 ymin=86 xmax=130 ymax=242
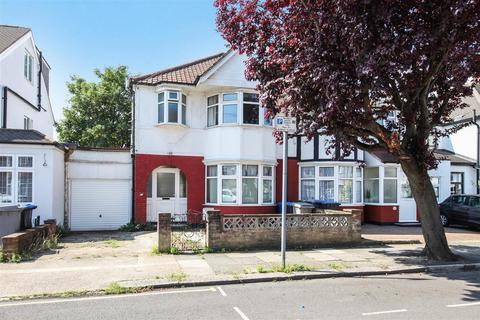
xmin=0 ymin=33 xmax=55 ymax=138
xmin=68 ymin=149 xmax=131 ymax=180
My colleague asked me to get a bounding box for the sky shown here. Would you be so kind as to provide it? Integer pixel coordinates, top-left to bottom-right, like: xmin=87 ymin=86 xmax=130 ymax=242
xmin=0 ymin=0 xmax=227 ymax=121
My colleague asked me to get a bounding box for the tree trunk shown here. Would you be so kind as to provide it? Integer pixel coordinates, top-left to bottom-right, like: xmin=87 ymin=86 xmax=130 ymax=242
xmin=400 ymin=159 xmax=457 ymax=261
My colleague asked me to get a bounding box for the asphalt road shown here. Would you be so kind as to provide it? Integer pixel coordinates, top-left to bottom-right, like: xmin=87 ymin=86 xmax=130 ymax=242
xmin=1 ymin=271 xmax=480 ymax=320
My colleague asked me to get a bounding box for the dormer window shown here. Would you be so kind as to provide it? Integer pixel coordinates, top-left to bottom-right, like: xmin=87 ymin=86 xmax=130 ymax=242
xmin=158 ymin=90 xmax=187 ymax=126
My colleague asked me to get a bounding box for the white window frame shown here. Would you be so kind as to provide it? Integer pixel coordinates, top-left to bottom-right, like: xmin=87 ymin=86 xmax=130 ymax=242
xmin=383 ymin=166 xmax=398 ymax=204
xmin=24 ymin=51 xmax=34 ymax=84
xmin=299 ymin=164 xmax=363 ymax=205
xmin=205 ymin=91 xmax=272 ymax=128
xmin=157 ymin=90 xmax=187 ymax=126
xmin=364 ymin=167 xmax=380 ymax=204
xmin=0 ymin=155 xmax=14 ymax=204
xmin=205 ymin=162 xmax=275 ymax=206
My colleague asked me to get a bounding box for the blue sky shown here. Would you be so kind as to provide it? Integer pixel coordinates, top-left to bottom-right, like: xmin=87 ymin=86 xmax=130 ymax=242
xmin=0 ymin=0 xmax=227 ymax=120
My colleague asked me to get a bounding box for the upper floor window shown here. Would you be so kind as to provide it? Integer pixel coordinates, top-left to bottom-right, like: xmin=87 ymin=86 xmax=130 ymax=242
xmin=24 ymin=52 xmax=34 ymax=83
xmin=207 ymin=92 xmax=272 ymax=127
xmin=158 ymin=91 xmax=187 ymax=125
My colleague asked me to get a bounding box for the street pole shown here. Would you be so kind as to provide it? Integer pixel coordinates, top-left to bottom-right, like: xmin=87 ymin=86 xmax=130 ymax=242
xmin=281 ymin=131 xmax=288 ymax=269
xmin=474 ymin=110 xmax=480 ymax=194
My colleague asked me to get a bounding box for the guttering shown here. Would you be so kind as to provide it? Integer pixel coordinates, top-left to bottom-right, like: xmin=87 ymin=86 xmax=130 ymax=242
xmin=4 ymin=86 xmax=45 ymax=112
xmin=1 ymin=86 xmax=6 ymax=128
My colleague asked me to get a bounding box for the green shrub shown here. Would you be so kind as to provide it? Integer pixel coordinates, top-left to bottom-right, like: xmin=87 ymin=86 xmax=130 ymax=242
xmin=56 ymin=225 xmax=71 ymax=238
xmin=118 ymin=222 xmax=156 ymax=232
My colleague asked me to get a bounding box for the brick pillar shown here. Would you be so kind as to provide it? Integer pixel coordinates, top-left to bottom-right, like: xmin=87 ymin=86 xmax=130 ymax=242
xmin=206 ymin=210 xmax=222 ymax=249
xmin=157 ymin=213 xmax=171 ymax=252
xmin=344 ymin=209 xmax=362 ymax=241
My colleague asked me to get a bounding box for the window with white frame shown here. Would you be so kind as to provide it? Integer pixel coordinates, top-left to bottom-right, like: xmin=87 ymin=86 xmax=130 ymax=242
xmin=364 ymin=167 xmax=380 ymax=203
xmin=207 ymin=95 xmax=219 ymax=127
xmin=450 ymin=172 xmax=463 ymax=195
xmin=338 ymin=166 xmax=353 ymax=204
xmin=206 ymin=165 xmax=218 ymax=203
xmin=318 ymin=167 xmax=334 ymax=201
xmin=205 ymin=163 xmax=274 ymax=205
xmin=157 ymin=90 xmax=187 ymax=125
xmin=243 ymin=93 xmax=259 ymax=124
xmin=0 ymin=155 xmax=33 ymax=204
xmin=24 ymin=51 xmax=34 ymax=83
xmin=355 ymin=167 xmax=363 ymax=203
xmin=206 ymin=92 xmax=272 ymax=127
xmin=300 ymin=166 xmax=315 ymax=201
xmin=383 ymin=167 xmax=398 ymax=203
xmin=0 ymin=156 xmax=13 ymax=203
xmin=24 ymin=116 xmax=33 ymax=130
xmin=401 ymin=175 xmax=413 ymax=198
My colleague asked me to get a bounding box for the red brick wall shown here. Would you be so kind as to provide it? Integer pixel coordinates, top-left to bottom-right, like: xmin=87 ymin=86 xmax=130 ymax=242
xmin=364 ymin=205 xmax=399 ymax=224
xmin=276 ymin=159 xmax=299 ymax=203
xmin=134 ymin=154 xmax=205 ymax=224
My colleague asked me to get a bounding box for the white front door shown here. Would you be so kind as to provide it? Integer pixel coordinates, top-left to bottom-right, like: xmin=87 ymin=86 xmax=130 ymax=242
xmin=147 ymin=168 xmax=187 ymax=222
xmin=399 ymin=173 xmax=417 ymax=222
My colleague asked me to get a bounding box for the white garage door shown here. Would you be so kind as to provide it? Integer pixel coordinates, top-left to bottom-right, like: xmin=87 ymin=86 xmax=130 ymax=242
xmin=70 ymin=179 xmax=131 ymax=231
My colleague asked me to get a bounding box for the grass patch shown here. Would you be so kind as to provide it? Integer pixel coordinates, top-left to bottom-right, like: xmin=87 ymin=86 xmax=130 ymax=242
xmin=104 ymin=240 xmax=120 ymax=248
xmin=150 ymin=245 xmax=162 ymax=256
xmin=255 ymin=264 xmax=312 ymax=274
xmin=193 ymin=246 xmax=214 ymax=255
xmin=327 ymin=262 xmax=351 ymax=271
xmin=166 ymin=272 xmax=187 ymax=283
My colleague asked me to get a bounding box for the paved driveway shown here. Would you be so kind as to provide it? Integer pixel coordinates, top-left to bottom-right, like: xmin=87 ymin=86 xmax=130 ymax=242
xmin=362 ymin=223 xmax=480 ymax=244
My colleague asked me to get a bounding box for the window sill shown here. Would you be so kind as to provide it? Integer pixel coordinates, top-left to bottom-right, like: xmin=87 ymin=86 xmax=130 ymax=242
xmin=206 ymin=124 xmax=273 ymax=129
xmin=204 ymin=203 xmax=276 ymax=207
xmin=155 ymin=123 xmax=188 ymax=129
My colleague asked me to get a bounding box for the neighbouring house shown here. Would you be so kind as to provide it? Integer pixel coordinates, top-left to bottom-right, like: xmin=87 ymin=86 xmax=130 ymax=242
xmin=130 ymin=51 xmax=479 ymax=225
xmin=0 ymin=25 xmax=64 ymax=226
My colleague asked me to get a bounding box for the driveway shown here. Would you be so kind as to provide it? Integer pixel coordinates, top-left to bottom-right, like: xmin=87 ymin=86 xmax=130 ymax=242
xmin=362 ymin=223 xmax=480 ymax=244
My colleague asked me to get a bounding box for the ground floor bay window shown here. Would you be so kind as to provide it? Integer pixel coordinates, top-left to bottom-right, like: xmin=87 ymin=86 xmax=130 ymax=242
xmin=205 ymin=162 xmax=275 ymax=206
xmin=299 ymin=163 xmax=363 ymax=205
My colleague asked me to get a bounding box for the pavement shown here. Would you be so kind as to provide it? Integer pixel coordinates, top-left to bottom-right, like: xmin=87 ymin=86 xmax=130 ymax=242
xmin=0 ymin=224 xmax=479 ymax=299
xmin=1 ymin=271 xmax=480 ymax=319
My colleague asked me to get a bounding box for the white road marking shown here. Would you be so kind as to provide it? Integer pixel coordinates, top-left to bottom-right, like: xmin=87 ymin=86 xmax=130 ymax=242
xmin=362 ymin=309 xmax=408 ymax=316
xmin=217 ymin=286 xmax=227 ymax=296
xmin=447 ymin=301 xmax=480 ymax=308
xmin=0 ymin=287 xmax=216 ymax=308
xmin=233 ymin=306 xmax=250 ymax=320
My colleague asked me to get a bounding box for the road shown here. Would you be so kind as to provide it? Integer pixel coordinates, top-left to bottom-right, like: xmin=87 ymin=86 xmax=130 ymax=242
xmin=1 ymin=271 xmax=479 ymax=319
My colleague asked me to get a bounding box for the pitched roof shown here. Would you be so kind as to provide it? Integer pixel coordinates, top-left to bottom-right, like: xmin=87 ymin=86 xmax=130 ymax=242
xmin=0 ymin=25 xmax=30 ymax=54
xmin=435 ymin=149 xmax=476 ymax=166
xmin=448 ymin=85 xmax=480 ymax=124
xmin=370 ymin=148 xmax=476 ymax=166
xmin=131 ymin=52 xmax=227 ymax=86
xmin=0 ymin=129 xmax=62 ymax=149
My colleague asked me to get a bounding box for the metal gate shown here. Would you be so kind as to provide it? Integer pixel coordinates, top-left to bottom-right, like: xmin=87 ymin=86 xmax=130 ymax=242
xmin=171 ymin=211 xmax=206 ymax=252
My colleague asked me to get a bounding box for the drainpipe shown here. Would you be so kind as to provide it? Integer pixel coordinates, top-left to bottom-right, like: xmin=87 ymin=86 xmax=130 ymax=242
xmin=63 ymin=143 xmax=77 ymax=229
xmin=37 ymin=51 xmax=42 ymax=110
xmin=129 ymin=81 xmax=136 ymax=223
xmin=474 ymin=110 xmax=480 ymax=194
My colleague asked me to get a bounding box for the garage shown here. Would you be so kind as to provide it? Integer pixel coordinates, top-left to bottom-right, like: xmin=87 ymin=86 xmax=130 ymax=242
xmin=67 ymin=148 xmax=132 ymax=231
xmin=70 ymin=179 xmax=131 ymax=231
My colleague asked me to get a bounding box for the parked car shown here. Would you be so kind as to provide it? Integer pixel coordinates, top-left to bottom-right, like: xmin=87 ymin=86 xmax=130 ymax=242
xmin=439 ymin=195 xmax=480 ymax=228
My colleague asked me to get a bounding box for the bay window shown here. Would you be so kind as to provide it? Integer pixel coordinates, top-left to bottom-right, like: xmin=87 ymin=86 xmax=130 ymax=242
xmin=364 ymin=167 xmax=379 ymax=203
xmin=157 ymin=90 xmax=187 ymax=125
xmin=206 ymin=92 xmax=272 ymax=127
xmin=355 ymin=168 xmax=363 ymax=203
xmin=205 ymin=163 xmax=275 ymax=205
xmin=318 ymin=167 xmax=334 ymax=201
xmin=383 ymin=167 xmax=398 ymax=203
xmin=0 ymin=155 xmax=33 ymax=204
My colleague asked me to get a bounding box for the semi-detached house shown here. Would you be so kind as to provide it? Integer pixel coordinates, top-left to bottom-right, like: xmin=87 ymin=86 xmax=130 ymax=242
xmin=130 ymin=51 xmax=478 ymax=225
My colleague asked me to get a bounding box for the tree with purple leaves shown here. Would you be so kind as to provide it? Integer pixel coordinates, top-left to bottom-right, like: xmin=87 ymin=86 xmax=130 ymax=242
xmin=216 ymin=0 xmax=480 ymax=261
